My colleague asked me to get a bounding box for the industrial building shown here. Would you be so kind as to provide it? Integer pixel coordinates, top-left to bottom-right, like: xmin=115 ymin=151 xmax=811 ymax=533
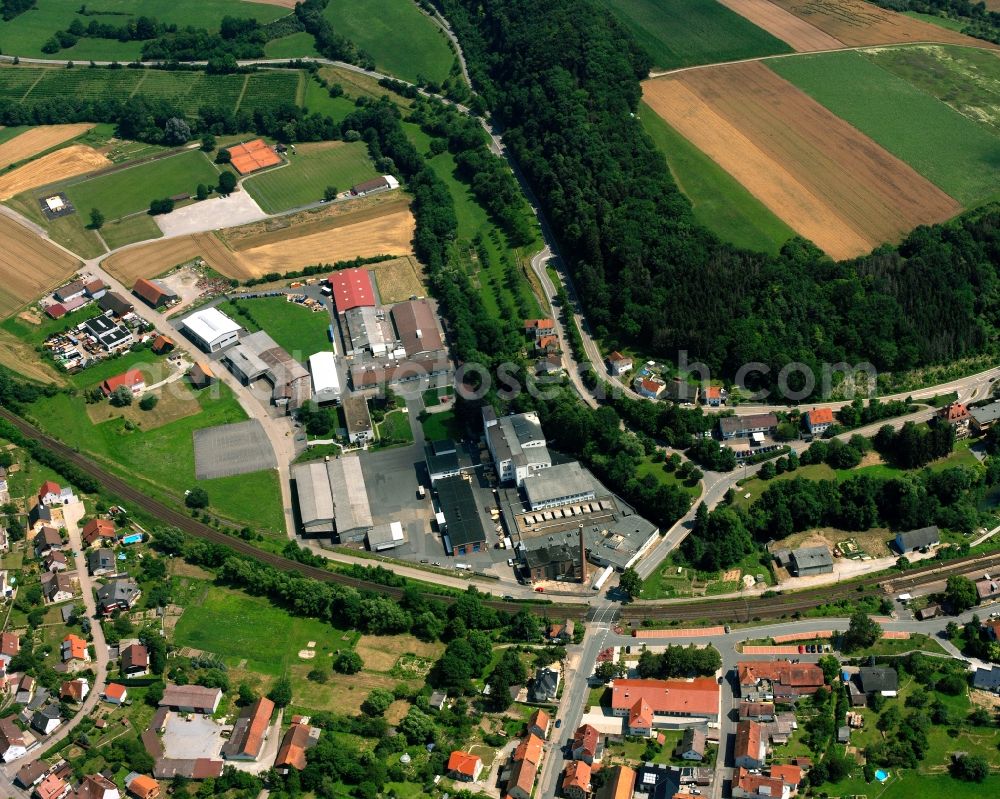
xmin=391 ymin=299 xmax=444 ymax=357
xmin=182 ymin=307 xmax=242 ymax=352
xmin=81 ymin=315 xmax=133 ymax=351
xmin=344 ymin=306 xmax=394 ymax=356
xmin=485 ymin=411 xmax=551 ymax=486
xmin=342 ymin=393 xmax=373 ymax=444
xmin=425 ymin=439 xmax=462 ymax=485
xmin=523 ymin=462 xmax=597 ymax=511
xmin=436 ymin=475 xmax=488 ymax=555
xmin=223 ymin=330 xmax=312 ymax=413
xmin=308 ymin=351 xmax=341 ymax=404
xmin=328 ymin=268 xmax=376 ymax=314
xmin=773 ymin=545 xmax=834 ymax=577
xmin=350 ymin=352 xmax=452 ymax=388
xmin=291 ymin=456 xmax=373 ymax=542
xmin=366 ymin=521 xmax=406 ymax=551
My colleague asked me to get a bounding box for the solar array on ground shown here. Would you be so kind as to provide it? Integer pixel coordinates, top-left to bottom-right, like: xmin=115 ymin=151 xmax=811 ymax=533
xmin=0 ymin=68 xmax=300 ymax=116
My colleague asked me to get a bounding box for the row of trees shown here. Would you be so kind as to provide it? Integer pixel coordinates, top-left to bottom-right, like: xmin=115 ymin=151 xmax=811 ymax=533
xmin=436 ymin=0 xmax=1000 ymax=393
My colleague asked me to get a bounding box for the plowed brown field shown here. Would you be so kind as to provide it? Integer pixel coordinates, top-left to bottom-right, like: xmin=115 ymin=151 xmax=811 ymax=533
xmin=0 ymin=124 xmax=94 ymax=171
xmin=717 ymin=0 xmax=843 ymax=50
xmin=0 ymin=145 xmax=110 ymax=200
xmin=0 ymin=216 xmax=81 ymax=317
xmin=103 ymin=233 xmax=252 ymax=284
xmin=642 ymin=62 xmax=962 ymax=259
xmin=769 ymin=0 xmax=998 ymax=47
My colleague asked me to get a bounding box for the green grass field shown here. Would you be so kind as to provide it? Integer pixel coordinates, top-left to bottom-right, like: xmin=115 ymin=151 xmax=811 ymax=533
xmin=864 ymin=45 xmax=1000 ymax=136
xmin=902 ymin=10 xmax=967 ymax=31
xmin=263 ymin=30 xmax=319 ymax=59
xmin=0 ymin=66 xmax=300 ymax=118
xmin=99 ymin=213 xmax=163 ymax=250
xmin=63 ymin=150 xmax=220 ymax=222
xmin=243 ymin=141 xmax=377 ymax=213
xmin=768 ymin=51 xmax=1000 ymax=206
xmin=635 ymin=454 xmax=701 ymax=498
xmin=172 ymin=580 xmax=355 ymax=676
xmin=322 ymin=0 xmax=454 ymax=84
xmin=216 ymin=297 xmax=332 ymax=359
xmin=639 ymin=101 xmax=794 ymax=254
xmin=302 ymin=76 xmax=360 ymax=122
xmin=0 ymin=0 xmax=287 ymax=60
xmin=377 ymin=410 xmax=414 ymax=444
xmin=421 ymin=409 xmax=461 ymax=442
xmin=603 ymin=0 xmax=792 ymax=70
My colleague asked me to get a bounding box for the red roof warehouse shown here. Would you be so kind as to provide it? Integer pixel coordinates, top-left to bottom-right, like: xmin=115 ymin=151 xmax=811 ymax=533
xmin=328 ymin=268 xmax=375 ymax=313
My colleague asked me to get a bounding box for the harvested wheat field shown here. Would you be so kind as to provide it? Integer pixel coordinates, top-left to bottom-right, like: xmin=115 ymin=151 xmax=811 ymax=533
xmin=0 ymin=124 xmax=94 ymax=171
xmin=234 ymin=206 xmax=415 ymax=277
xmin=642 ymin=63 xmax=961 ymax=259
xmin=0 ymin=216 xmax=81 ymax=317
xmin=103 ymin=232 xmax=252 ymax=284
xmin=370 ymin=256 xmax=426 ymax=303
xmin=0 ymin=328 xmax=66 ymax=384
xmin=769 ymin=0 xmax=998 ymax=47
xmin=0 ymin=145 xmax=110 ymax=200
xmin=716 ymin=0 xmax=843 ymax=50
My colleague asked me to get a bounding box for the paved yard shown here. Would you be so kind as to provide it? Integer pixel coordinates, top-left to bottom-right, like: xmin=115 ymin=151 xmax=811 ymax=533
xmin=161 ymin=712 xmax=226 ymax=760
xmin=156 ymin=190 xmax=267 ymax=237
xmin=194 ymin=419 xmax=278 ymax=479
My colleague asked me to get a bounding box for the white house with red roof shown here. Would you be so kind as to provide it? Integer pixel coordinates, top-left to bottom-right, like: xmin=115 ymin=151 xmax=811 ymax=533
xmin=607 ymin=352 xmax=633 ymax=376
xmin=446 ymin=751 xmax=482 ymax=782
xmin=804 ymin=407 xmax=835 ymax=436
xmin=100 ymin=369 xmax=145 ymax=398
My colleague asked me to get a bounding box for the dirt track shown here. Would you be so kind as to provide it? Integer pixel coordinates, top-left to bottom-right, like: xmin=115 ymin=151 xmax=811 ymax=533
xmin=0 ymin=215 xmax=81 ymax=316
xmin=0 ymin=145 xmax=110 ymax=200
xmin=0 ymin=124 xmax=94 ymax=171
xmin=717 ymin=0 xmax=843 ymax=50
xmin=103 ymin=232 xmax=253 ymax=284
xmin=642 ymin=62 xmax=962 ymax=259
xmin=769 ymin=0 xmax=999 ymax=48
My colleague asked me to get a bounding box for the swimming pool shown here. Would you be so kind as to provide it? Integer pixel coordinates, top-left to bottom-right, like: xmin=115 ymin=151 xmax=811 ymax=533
xmin=875 ymin=769 xmax=888 ymax=782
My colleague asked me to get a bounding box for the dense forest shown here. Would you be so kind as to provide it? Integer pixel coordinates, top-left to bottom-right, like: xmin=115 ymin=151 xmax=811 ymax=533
xmin=435 ymin=0 xmax=1000 ymax=391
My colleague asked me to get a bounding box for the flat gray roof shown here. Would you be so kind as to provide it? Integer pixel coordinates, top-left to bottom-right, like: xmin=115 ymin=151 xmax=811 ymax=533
xmin=790 ymin=546 xmax=833 ymax=570
xmin=292 ymin=461 xmax=335 ymax=533
xmin=523 ymin=462 xmax=595 ymax=507
xmin=292 ymin=456 xmax=373 ymax=536
xmin=342 ymin=393 xmax=372 ymax=435
xmin=971 ymin=402 xmax=1000 ymax=425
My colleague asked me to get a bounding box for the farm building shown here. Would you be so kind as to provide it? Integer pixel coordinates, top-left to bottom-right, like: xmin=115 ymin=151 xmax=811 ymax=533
xmin=159 ymin=684 xmax=222 ymax=714
xmin=350 ymin=175 xmax=399 ymax=196
xmin=45 ymin=303 xmax=67 ymax=320
xmin=435 ymin=475 xmax=488 ymax=556
xmin=222 ymin=697 xmax=274 ymax=761
xmin=98 ymin=291 xmax=134 ymax=317
xmin=894 ymin=526 xmax=940 ymax=553
xmin=84 ymin=279 xmax=106 ymax=299
xmin=308 ymin=352 xmax=341 ymax=404
xmin=391 ymin=299 xmax=443 ymax=357
xmin=227 ymin=139 xmax=282 ymax=175
xmin=188 ymin=362 xmax=216 ymax=388
xmin=328 ymin=268 xmax=375 ymax=313
xmin=54 ymin=279 xmax=86 ymax=303
xmin=291 ymin=456 xmax=373 ymax=542
xmin=342 ymin=393 xmax=373 ymax=444
xmin=101 ymin=369 xmax=146 ymax=397
xmin=182 ymin=308 xmax=242 ymax=352
xmin=132 ymin=278 xmax=178 ymax=309
xmin=274 ymin=720 xmax=320 ymax=772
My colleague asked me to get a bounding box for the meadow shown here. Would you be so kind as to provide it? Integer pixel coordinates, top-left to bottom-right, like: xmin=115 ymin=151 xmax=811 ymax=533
xmin=602 ymin=0 xmax=793 ymax=70
xmin=216 ymin=296 xmax=333 ymax=358
xmin=321 ymin=0 xmax=454 ymax=84
xmin=769 ymin=51 xmax=1000 ymax=206
xmin=639 ymin=101 xmax=795 ymax=254
xmin=0 ymin=66 xmax=301 ymax=118
xmin=0 ymin=0 xmax=287 ymax=60
xmin=63 ymin=149 xmax=220 ymax=222
xmin=99 ymin=213 xmax=163 ymax=250
xmin=864 ymin=45 xmax=1000 ymax=135
xmin=243 ymin=140 xmax=377 ymax=213
xmin=263 ymin=30 xmax=319 ymax=59
xmin=302 ymin=76 xmax=360 ymax=122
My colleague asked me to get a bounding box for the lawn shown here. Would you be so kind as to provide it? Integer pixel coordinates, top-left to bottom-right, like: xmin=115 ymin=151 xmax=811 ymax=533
xmin=0 ymin=0 xmax=287 ymax=60
xmin=768 ymin=51 xmax=1000 ymax=206
xmin=63 ymin=150 xmax=220 ymax=221
xmin=172 ymin=580 xmax=357 ymax=676
xmin=421 ymin=409 xmax=462 ymax=442
xmin=641 ymin=548 xmax=773 ymax=599
xmin=302 ymin=76 xmax=361 ymax=122
xmin=216 ymin=297 xmax=332 ymax=359
xmin=602 ymin=0 xmax=792 ymax=70
xmin=639 ymin=101 xmax=795 ymax=254
xmin=635 ymin=454 xmax=702 ymax=499
xmin=377 ymin=410 xmax=414 ymax=444
xmin=99 ymin=213 xmax=163 ymax=250
xmin=864 ymin=44 xmax=1000 ymax=136
xmin=243 ymin=141 xmax=377 ymax=213
xmin=321 ymin=0 xmax=454 ymax=84
xmin=734 ymin=463 xmax=837 ymax=509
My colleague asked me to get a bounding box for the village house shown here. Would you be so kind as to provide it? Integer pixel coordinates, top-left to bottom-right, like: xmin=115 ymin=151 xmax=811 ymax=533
xmin=676 ymin=727 xmax=706 ymax=761
xmin=634 ymin=376 xmax=666 ymax=399
xmin=0 ymin=717 xmax=27 ymax=762
xmin=61 ymin=634 xmax=90 ymax=664
xmin=0 ymin=631 xmax=20 ymax=667
xmin=527 ymin=708 xmax=550 ymax=739
xmin=732 ymin=768 xmax=791 ymax=799
xmin=572 ymin=724 xmax=601 ymax=764
xmin=120 ymin=644 xmax=149 ymax=677
xmin=804 ymin=407 xmax=835 ymax=436
xmin=738 ymin=661 xmax=825 ymax=703
xmin=15 ymin=761 xmax=49 ymax=790
xmin=87 ymin=549 xmax=115 ymax=577
xmin=738 ymin=701 xmax=776 ymax=722
xmin=702 ymin=386 xmax=726 ymax=407
xmin=595 ymin=766 xmax=635 ymax=799
xmin=60 ymin=678 xmax=89 ymax=703
xmin=446 ymin=751 xmax=483 ymax=782
xmin=124 ymin=774 xmax=160 ymax=799
xmin=101 ymin=369 xmax=146 ymax=398
xmin=734 ymin=721 xmax=766 ymax=769
xmin=30 ymin=705 xmax=61 ymax=737
xmin=561 ymin=760 xmax=591 ymax=799
xmin=505 ymin=733 xmax=543 ymax=799
xmin=73 ymin=773 xmax=120 ymax=799
xmin=524 ymin=318 xmax=555 ymax=339
xmin=38 ymin=482 xmax=75 ymax=508
xmin=96 ymin=578 xmax=141 ymax=615
xmin=34 ymin=773 xmax=69 ymax=799
xmin=607 ymin=352 xmax=633 ymax=376
xmin=939 ymin=402 xmax=971 ymax=437
xmin=103 ymin=684 xmax=128 ymax=705
xmin=15 ymin=675 xmax=35 ymax=705
xmin=34 ymin=527 xmax=64 ymax=557
xmin=81 ymin=519 xmax=117 ymax=548
xmin=529 ymin=668 xmax=560 ymax=703
xmin=857 ymin=667 xmax=898 ymax=697
xmin=44 ymin=551 xmax=68 ymax=572
xmin=274 ymin=720 xmax=319 ymax=773
xmin=42 ymin=572 xmax=77 ymax=604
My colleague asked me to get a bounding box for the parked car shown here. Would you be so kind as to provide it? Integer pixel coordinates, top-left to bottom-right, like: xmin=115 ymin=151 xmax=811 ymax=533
xmin=535 ymin=587 xmax=545 ymax=593
xmin=555 ymin=719 xmax=562 ymax=728
xmin=798 ymin=645 xmax=805 ymax=654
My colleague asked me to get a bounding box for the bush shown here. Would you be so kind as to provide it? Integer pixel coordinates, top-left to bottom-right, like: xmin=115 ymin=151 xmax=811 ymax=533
xmin=138 ymin=394 xmax=158 ymax=411
xmin=333 ymin=650 xmax=363 ymax=674
xmin=184 ymin=488 xmax=209 ymax=509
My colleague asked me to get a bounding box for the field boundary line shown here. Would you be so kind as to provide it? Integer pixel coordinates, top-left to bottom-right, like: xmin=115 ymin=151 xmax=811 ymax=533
xmin=128 ymin=69 xmax=149 ymax=98
xmin=19 ymin=71 xmax=45 ymax=102
xmin=234 ymin=74 xmax=251 ymax=113
xmin=295 ymin=71 xmax=306 ymax=105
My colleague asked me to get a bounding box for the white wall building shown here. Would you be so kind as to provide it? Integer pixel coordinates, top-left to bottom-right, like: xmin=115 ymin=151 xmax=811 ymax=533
xmin=182 ymin=307 xmax=242 ymax=352
xmin=487 ymin=412 xmax=550 ymax=486
xmin=309 ymin=351 xmax=341 ymax=404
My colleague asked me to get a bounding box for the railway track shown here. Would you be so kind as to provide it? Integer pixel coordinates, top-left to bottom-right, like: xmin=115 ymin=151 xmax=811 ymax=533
xmin=0 ymin=407 xmax=585 ymax=621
